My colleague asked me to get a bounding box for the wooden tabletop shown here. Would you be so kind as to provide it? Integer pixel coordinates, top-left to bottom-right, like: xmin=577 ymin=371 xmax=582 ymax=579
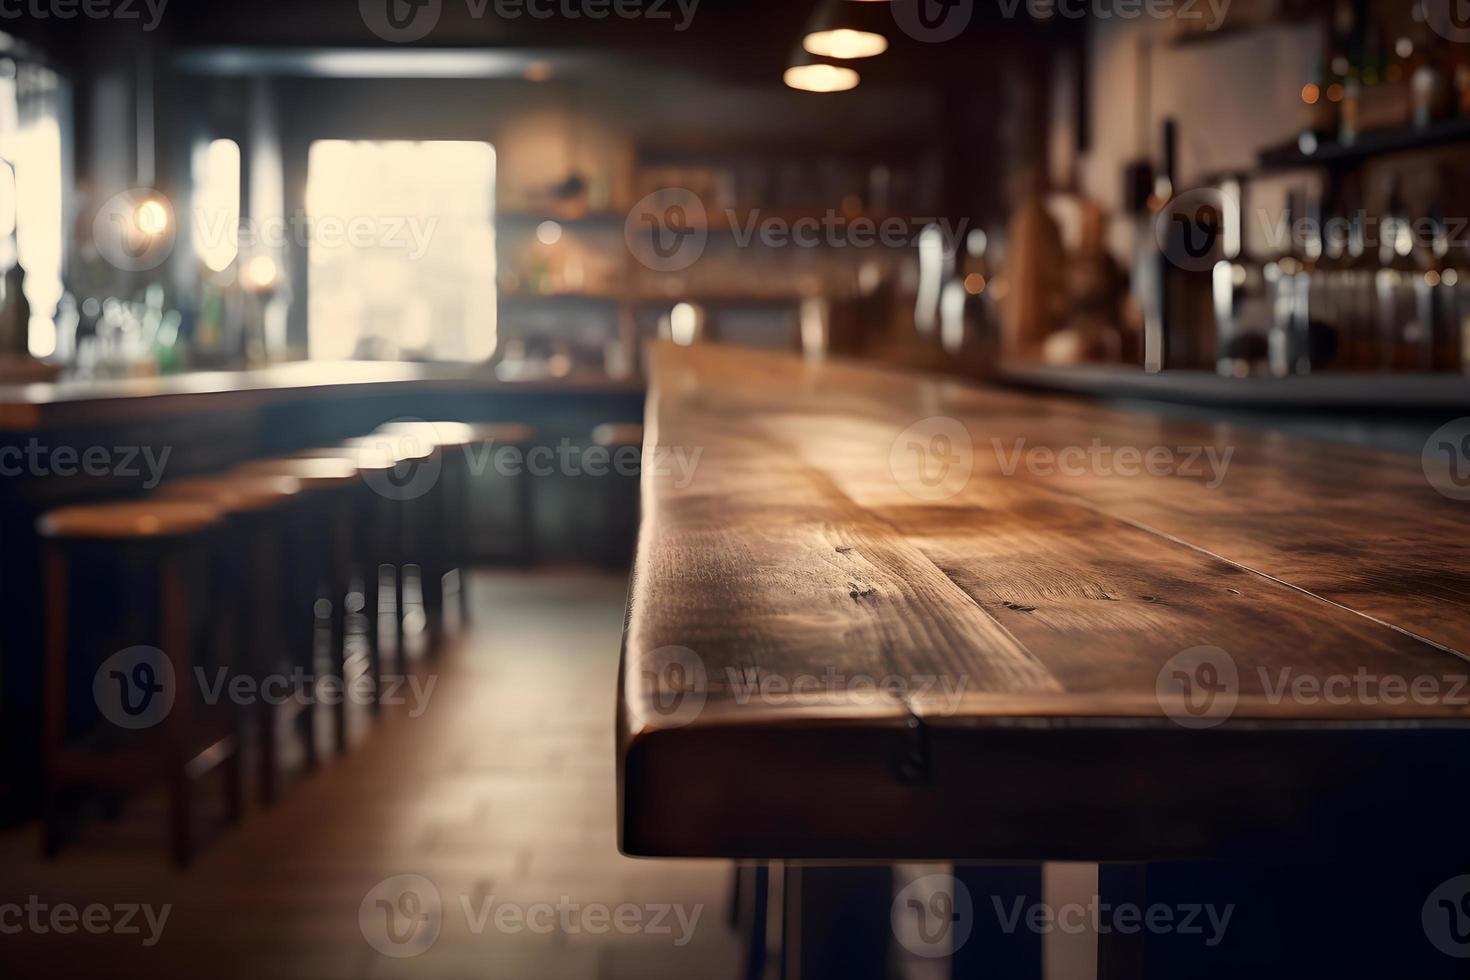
xmin=0 ymin=361 xmax=640 ymax=431
xmin=618 ymin=341 xmax=1470 ymax=862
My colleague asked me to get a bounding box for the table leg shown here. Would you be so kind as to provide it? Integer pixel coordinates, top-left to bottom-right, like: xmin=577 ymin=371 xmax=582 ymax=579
xmin=781 ymin=864 xmax=893 ymax=980
xmin=950 ymin=865 xmax=1044 ymax=980
xmin=1098 ymin=860 xmax=1470 ymax=978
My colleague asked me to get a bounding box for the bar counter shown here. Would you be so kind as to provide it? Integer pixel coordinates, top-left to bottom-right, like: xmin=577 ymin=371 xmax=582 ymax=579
xmin=619 ymin=342 xmax=1470 ymax=862
xmin=0 ymin=361 xmax=641 ymax=431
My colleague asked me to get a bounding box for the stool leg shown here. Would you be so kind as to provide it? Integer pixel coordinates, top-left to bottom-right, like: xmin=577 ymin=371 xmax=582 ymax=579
xmin=395 ymin=562 xmax=409 ymax=675
xmin=742 ymin=863 xmax=769 ymax=980
xmin=251 ymin=533 xmax=281 ymax=806
xmin=448 ymin=448 xmax=473 ymax=627
xmin=161 ymin=553 xmax=195 ymax=868
xmin=284 ymin=514 xmax=320 ymax=775
xmin=370 ymin=563 xmax=390 ymax=713
xmin=422 ymin=562 xmax=445 ymax=658
xmin=224 ymin=743 xmax=244 ymax=825
xmin=350 ymin=485 xmax=383 ymax=718
xmin=299 ymin=608 xmax=320 ymax=774
xmin=310 ymin=583 xmax=332 ymax=764
xmin=41 ymin=544 xmax=68 ymax=858
xmin=214 ymin=530 xmax=246 ymax=825
xmin=330 ymin=509 xmax=352 ymax=756
xmin=514 ymin=456 xmax=536 ymax=566
xmin=458 ymin=567 xmax=473 ymax=626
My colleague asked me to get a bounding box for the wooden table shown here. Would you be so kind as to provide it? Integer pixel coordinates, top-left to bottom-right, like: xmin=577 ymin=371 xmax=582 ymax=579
xmin=619 ymin=341 xmax=1470 ymax=864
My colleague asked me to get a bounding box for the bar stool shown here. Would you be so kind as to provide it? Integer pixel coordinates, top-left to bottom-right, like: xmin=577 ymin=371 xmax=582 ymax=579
xmin=154 ymin=474 xmax=303 ymax=806
xmin=466 ymin=423 xmax=539 ymax=570
xmin=38 ymin=499 xmax=242 ymax=866
xmin=231 ymin=457 xmax=360 ymax=761
xmin=373 ymin=421 xmax=477 ymax=646
xmin=286 ymin=437 xmax=439 ymax=669
xmin=591 ymin=423 xmax=644 ymax=567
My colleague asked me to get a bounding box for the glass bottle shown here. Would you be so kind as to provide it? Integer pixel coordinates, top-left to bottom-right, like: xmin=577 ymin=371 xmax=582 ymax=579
xmin=1375 ymin=180 xmax=1425 ymax=371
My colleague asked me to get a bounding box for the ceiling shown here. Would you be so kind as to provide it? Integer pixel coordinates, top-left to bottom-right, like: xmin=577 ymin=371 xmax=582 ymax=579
xmin=14 ymin=0 xmax=1073 ymax=86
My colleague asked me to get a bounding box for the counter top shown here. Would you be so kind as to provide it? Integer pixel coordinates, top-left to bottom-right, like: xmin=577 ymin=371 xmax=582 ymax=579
xmin=0 ymin=362 xmax=642 ymax=431
xmin=618 ymin=341 xmax=1470 ymax=862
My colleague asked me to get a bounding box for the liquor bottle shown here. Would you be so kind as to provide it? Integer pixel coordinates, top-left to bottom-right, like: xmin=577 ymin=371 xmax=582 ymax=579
xmin=1045 ymin=203 xmax=1125 ymax=366
xmin=939 ymin=229 xmax=999 ymax=370
xmin=1342 ymin=201 xmax=1378 ymax=369
xmin=913 ymin=222 xmax=951 ymax=343
xmin=1308 ymin=197 xmax=1345 ymax=369
xmin=1407 ymin=12 xmax=1451 ymax=129
xmin=1422 ymin=192 xmax=1470 ymax=376
xmin=1149 ymin=120 xmax=1218 ymax=371
xmin=1270 ymin=191 xmax=1311 ymax=375
xmin=1426 ymin=201 xmax=1464 ymax=372
xmin=1303 ymin=59 xmax=1338 ymax=144
xmin=1336 ymin=0 xmax=1363 ymax=145
xmin=1376 ymin=179 xmax=1427 ymax=371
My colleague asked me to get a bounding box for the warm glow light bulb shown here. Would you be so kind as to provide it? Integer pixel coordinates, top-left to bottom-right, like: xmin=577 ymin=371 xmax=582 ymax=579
xmin=245 ymin=255 xmax=279 ymax=290
xmin=135 ymin=198 xmax=169 ymax=236
xmin=669 ymin=302 xmax=698 ymax=346
xmin=783 ymin=64 xmax=860 ymax=93
xmin=803 ymin=28 xmax=888 ymax=60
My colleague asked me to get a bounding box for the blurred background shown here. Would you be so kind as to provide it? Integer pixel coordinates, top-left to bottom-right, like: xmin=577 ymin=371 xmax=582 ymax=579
xmin=0 ymin=1 xmax=1464 ymax=384
xmin=0 ymin=0 xmax=1468 ymax=977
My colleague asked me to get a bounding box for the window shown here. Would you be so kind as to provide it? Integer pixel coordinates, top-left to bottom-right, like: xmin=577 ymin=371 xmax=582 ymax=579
xmin=305 ymin=139 xmax=496 ymax=362
xmin=0 ymin=55 xmax=65 ymax=358
xmin=192 ymin=138 xmax=241 ymax=274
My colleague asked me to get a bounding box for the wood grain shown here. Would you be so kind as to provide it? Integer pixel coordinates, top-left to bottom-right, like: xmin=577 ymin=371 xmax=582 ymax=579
xmin=619 ymin=341 xmax=1470 ymax=861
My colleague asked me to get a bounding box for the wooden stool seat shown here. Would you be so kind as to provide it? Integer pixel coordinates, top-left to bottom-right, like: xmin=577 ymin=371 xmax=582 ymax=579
xmin=345 ymin=433 xmax=438 ymax=463
xmin=156 ymin=475 xmax=303 ymax=513
xmin=284 ymin=446 xmax=401 ymax=473
xmin=234 ymin=457 xmax=361 ymax=489
xmin=376 ymin=420 xmax=478 ymax=449
xmin=592 ymin=423 xmax=644 ymax=448
xmin=38 ymin=501 xmax=222 ymax=540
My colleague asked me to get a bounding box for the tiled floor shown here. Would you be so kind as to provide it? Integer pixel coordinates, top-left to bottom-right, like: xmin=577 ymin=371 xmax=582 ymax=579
xmin=0 ymin=569 xmax=742 ymax=979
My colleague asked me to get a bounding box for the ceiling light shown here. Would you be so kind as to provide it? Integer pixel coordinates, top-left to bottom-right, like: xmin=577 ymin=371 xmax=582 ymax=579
xmin=784 ymin=63 xmax=860 ymax=92
xmin=804 ymin=27 xmax=887 ymax=59
xmin=801 ymin=0 xmax=890 ymax=62
xmin=135 ymin=198 xmax=170 ymax=236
